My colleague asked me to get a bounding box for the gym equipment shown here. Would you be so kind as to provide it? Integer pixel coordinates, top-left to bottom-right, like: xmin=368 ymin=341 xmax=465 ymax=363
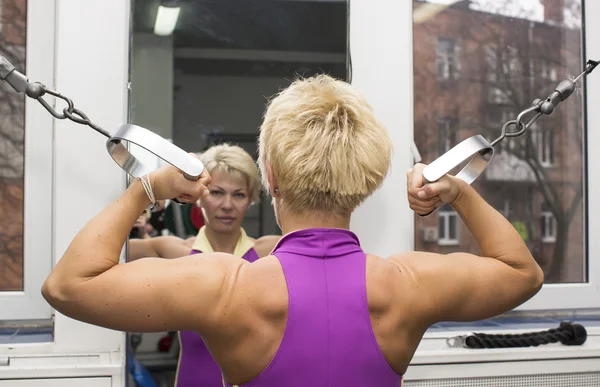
xmin=0 ymin=55 xmax=204 ymax=186
xmin=446 ymin=321 xmax=587 ymax=349
xmin=420 ymin=59 xmax=599 ymax=215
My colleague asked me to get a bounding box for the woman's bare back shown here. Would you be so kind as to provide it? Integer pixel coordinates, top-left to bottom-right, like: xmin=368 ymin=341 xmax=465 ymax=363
xmin=201 ymin=253 xmax=426 ymax=384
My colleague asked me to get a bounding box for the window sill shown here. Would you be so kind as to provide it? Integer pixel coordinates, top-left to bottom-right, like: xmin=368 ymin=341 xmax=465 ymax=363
xmin=0 ymin=352 xmax=121 ymax=379
xmin=438 ymin=240 xmax=460 ymax=246
xmin=412 ymin=324 xmax=600 ymax=365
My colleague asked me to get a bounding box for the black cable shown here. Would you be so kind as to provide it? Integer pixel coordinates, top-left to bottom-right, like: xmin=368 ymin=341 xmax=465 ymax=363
xmin=458 ymin=321 xmax=587 ymax=349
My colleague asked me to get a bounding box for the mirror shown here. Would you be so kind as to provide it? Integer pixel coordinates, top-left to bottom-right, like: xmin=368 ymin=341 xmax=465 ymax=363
xmin=126 ymin=0 xmax=349 ymax=385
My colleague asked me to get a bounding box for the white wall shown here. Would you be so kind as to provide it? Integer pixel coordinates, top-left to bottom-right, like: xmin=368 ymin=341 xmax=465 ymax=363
xmin=52 ymin=0 xmax=128 ymax=358
xmin=348 ymin=0 xmax=415 ymax=256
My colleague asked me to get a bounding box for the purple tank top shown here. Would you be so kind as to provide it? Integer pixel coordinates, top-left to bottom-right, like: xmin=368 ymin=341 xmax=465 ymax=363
xmin=176 ymin=248 xmax=259 ymax=387
xmin=224 ymin=228 xmax=402 ymax=387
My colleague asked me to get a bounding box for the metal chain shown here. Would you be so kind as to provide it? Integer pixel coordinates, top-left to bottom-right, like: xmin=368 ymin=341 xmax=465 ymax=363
xmin=490 ymin=59 xmax=599 ymax=147
xmin=31 ymin=82 xmax=110 ymax=138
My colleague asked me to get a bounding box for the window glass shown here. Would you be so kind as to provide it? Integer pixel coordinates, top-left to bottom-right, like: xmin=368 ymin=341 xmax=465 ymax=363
xmin=413 ymin=0 xmax=586 ymax=283
xmin=0 ymin=0 xmax=26 ymax=291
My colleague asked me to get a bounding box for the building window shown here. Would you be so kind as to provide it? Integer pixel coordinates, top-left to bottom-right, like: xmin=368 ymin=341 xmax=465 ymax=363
xmin=540 ymin=204 xmax=557 ymax=243
xmin=438 ymin=205 xmax=459 ymax=246
xmin=437 ymin=118 xmax=457 ymax=155
xmin=488 ymin=86 xmax=511 ymax=104
xmin=0 ymin=0 xmax=25 ymax=293
xmin=484 ymin=43 xmax=520 ymax=83
xmin=534 ymin=126 xmax=555 ymax=166
xmin=540 ymin=60 xmax=558 ymax=82
xmin=436 ymin=38 xmax=459 ymax=81
xmin=0 ymin=0 xmax=54 ymax=322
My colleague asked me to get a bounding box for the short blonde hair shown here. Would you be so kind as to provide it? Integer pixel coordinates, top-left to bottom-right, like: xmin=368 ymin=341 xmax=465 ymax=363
xmin=258 ymin=74 xmax=392 ymax=216
xmin=199 ymin=143 xmax=261 ymax=205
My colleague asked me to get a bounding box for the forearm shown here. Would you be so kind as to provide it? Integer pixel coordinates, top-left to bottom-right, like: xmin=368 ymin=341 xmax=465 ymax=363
xmin=128 ymin=239 xmax=159 ymax=261
xmin=46 ymin=180 xmax=150 ymax=289
xmin=452 ymin=182 xmax=539 ymax=272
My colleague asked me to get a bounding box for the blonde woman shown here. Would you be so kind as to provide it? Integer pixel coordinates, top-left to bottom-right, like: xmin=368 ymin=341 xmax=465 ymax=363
xmin=43 ymin=75 xmax=543 ymax=387
xmin=128 ymin=144 xmax=279 ymax=262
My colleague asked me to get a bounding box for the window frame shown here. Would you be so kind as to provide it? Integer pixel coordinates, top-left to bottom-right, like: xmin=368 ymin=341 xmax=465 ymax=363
xmin=0 ymin=2 xmax=129 ymax=374
xmin=413 ymin=0 xmax=600 ymax=312
xmin=436 ymin=37 xmax=459 ymax=81
xmin=438 ymin=207 xmax=460 ymax=246
xmin=0 ymin=0 xmax=54 ymax=321
xmin=437 ymin=117 xmax=455 ymax=155
xmin=540 ymin=210 xmax=557 ymax=243
xmin=534 ymin=126 xmax=555 ymax=167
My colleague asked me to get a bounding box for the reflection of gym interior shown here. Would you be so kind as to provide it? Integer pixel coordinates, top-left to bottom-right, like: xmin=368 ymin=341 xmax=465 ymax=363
xmin=1 ymin=0 xmax=600 ymax=386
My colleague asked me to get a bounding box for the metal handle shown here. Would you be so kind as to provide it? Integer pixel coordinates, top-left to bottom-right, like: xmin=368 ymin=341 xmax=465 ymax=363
xmin=423 ymin=134 xmax=494 ymax=184
xmin=419 ymin=135 xmax=494 ymax=216
xmin=106 ymin=124 xmax=205 ymax=181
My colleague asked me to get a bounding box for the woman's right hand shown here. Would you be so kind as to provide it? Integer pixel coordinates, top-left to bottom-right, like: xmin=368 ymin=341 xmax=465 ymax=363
xmin=406 ymin=163 xmax=465 ymax=215
xmin=150 ymin=154 xmax=212 ymax=203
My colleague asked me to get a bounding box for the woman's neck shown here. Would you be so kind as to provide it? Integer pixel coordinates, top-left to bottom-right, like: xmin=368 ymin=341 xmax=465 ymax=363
xmin=277 ymin=208 xmax=351 ymax=235
xmin=204 ymin=226 xmax=242 ymax=255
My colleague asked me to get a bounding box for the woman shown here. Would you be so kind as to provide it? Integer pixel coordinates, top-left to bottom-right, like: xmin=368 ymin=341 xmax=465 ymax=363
xmin=128 ymin=144 xmax=279 ymax=262
xmin=42 ymin=75 xmax=543 ymax=387
xmin=129 ymin=144 xmax=280 ymax=386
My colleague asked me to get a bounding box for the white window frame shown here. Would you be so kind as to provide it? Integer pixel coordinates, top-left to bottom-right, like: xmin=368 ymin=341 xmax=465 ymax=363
xmin=438 ymin=208 xmax=459 ymax=246
xmin=540 ymin=210 xmax=557 ymax=243
xmin=436 ymin=37 xmax=459 ymax=81
xmin=540 ymin=60 xmax=558 ymax=82
xmin=437 ymin=118 xmax=454 ymax=154
xmin=0 ymin=0 xmax=54 ymax=321
xmin=350 ymin=0 xmax=600 ymax=312
xmin=534 ymin=125 xmax=555 ymax=167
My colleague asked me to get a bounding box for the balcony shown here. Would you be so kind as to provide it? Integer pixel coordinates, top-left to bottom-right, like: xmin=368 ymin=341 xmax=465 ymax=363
xmin=484 ymin=150 xmax=537 ymax=183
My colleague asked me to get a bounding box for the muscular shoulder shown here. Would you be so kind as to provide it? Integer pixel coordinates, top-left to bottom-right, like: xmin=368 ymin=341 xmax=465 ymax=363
xmin=365 ymin=254 xmax=398 ymax=311
xmin=230 ymin=255 xmax=287 ymax=319
xmin=365 ymin=253 xmax=426 ymax=321
xmin=253 ymin=235 xmax=282 ymax=258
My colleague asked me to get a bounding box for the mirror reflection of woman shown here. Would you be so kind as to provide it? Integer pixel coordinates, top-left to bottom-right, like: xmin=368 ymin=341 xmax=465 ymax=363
xmin=129 ymin=144 xmax=280 ymax=386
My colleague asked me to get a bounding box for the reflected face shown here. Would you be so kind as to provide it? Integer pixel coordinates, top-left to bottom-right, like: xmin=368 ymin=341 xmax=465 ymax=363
xmin=199 ymin=169 xmax=251 ymax=234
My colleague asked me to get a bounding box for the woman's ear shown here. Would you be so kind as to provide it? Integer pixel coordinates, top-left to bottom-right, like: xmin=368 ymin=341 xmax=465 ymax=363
xmin=266 ymin=161 xmax=280 ymax=197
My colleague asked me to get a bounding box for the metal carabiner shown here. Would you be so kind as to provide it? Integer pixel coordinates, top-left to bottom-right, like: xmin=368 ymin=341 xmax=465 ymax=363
xmin=489 ymin=105 xmax=541 ymax=147
xmin=446 ymin=335 xmax=468 ymax=348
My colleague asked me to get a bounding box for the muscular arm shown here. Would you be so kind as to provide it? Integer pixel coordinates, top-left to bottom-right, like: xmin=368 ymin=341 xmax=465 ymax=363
xmin=392 ymin=182 xmax=544 ymax=324
xmin=42 ymin=179 xmax=243 ymax=333
xmin=129 ymin=236 xmax=193 ymax=261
